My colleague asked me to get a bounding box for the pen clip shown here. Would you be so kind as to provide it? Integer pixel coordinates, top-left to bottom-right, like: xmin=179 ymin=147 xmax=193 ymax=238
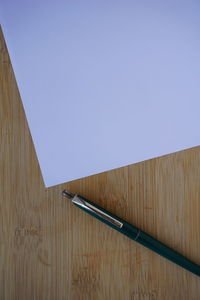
xmin=72 ymin=195 xmax=123 ymax=229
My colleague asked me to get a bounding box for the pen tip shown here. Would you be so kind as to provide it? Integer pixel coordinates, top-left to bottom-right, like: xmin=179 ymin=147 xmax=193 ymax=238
xmin=62 ymin=189 xmax=75 ymax=199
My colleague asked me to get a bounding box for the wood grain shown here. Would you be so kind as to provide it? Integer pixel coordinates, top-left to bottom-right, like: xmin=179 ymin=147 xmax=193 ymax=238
xmin=0 ymin=26 xmax=200 ymax=300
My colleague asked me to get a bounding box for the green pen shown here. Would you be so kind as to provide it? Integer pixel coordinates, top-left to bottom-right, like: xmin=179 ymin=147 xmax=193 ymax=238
xmin=62 ymin=190 xmax=200 ymax=277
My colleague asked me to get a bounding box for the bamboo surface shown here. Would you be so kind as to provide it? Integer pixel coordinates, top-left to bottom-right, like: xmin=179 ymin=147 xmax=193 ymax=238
xmin=0 ymin=27 xmax=200 ymax=300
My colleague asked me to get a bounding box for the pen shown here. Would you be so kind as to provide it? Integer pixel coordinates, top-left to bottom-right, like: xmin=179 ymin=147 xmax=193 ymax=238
xmin=62 ymin=190 xmax=200 ymax=277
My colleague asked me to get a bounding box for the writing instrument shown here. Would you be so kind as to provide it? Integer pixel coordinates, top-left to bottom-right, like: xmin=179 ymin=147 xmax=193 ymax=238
xmin=62 ymin=190 xmax=200 ymax=277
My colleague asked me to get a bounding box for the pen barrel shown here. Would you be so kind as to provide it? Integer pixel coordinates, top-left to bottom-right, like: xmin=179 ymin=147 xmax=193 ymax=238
xmin=122 ymin=223 xmax=200 ymax=277
xmin=73 ymin=195 xmax=200 ymax=277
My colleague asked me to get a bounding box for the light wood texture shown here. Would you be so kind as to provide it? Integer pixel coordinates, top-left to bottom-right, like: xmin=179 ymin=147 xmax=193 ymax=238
xmin=0 ymin=26 xmax=200 ymax=300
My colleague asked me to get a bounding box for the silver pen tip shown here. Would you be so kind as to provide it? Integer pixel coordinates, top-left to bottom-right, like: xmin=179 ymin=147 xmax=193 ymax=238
xmin=62 ymin=190 xmax=75 ymax=199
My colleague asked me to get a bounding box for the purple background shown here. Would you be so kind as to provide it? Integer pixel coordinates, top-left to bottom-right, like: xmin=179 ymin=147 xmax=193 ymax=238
xmin=1 ymin=0 xmax=200 ymax=186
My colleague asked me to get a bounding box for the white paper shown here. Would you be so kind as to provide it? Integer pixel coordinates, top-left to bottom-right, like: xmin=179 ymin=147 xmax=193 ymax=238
xmin=1 ymin=1 xmax=200 ymax=187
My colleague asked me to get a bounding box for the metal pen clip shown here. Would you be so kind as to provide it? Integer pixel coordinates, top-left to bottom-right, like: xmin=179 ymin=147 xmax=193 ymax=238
xmin=63 ymin=190 xmax=123 ymax=229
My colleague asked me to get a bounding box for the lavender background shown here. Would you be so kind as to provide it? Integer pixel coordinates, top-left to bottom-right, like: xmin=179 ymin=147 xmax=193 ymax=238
xmin=0 ymin=0 xmax=200 ymax=187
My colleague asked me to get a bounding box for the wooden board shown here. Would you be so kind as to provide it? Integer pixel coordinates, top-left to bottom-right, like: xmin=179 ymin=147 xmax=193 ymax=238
xmin=0 ymin=26 xmax=200 ymax=300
